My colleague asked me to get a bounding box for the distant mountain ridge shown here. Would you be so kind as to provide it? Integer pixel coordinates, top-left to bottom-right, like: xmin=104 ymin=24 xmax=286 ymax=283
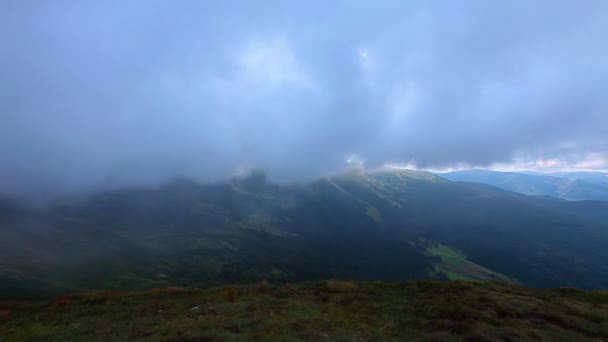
xmin=437 ymin=169 xmax=608 ymax=201
xmin=521 ymin=170 xmax=608 ymax=186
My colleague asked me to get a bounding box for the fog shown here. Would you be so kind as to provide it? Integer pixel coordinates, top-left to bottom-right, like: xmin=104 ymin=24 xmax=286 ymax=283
xmin=2 ymin=0 xmax=608 ymax=199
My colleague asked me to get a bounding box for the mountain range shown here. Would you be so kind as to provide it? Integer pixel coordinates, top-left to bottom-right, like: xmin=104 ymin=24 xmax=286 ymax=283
xmin=1 ymin=169 xmax=608 ymax=299
xmin=437 ymin=169 xmax=608 ymax=201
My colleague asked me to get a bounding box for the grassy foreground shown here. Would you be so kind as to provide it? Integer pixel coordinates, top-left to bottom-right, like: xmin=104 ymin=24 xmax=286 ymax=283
xmin=1 ymin=280 xmax=607 ymax=341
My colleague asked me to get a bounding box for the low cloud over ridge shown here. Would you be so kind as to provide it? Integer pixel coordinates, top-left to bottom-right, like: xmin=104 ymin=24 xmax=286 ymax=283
xmin=1 ymin=0 xmax=608 ymax=198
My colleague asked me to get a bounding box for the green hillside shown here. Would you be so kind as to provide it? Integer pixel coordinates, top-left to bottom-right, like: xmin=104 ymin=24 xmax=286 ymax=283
xmin=1 ymin=169 xmax=608 ymax=300
xmin=423 ymin=242 xmax=516 ymax=283
xmin=1 ymin=281 xmax=607 ymax=341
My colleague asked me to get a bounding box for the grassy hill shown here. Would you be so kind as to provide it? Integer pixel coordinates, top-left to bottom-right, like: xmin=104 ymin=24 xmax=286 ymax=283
xmin=1 ymin=169 xmax=608 ymax=299
xmin=1 ymin=280 xmax=607 ymax=341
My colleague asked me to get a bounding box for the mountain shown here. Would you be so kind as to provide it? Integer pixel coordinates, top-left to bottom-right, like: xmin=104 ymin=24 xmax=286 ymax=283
xmin=2 ymin=280 xmax=607 ymax=341
xmin=521 ymin=171 xmax=608 ymax=186
xmin=437 ymin=169 xmax=608 ymax=201
xmin=1 ymin=169 xmax=608 ymax=300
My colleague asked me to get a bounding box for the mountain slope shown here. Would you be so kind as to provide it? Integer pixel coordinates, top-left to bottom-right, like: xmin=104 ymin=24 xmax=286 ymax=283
xmin=2 ymin=281 xmax=607 ymax=341
xmin=438 ymin=169 xmax=608 ymax=201
xmin=1 ymin=170 xmax=608 ymax=299
xmin=423 ymin=242 xmax=516 ymax=283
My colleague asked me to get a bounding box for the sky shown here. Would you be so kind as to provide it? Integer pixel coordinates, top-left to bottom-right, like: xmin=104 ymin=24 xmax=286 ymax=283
xmin=1 ymin=0 xmax=608 ymax=199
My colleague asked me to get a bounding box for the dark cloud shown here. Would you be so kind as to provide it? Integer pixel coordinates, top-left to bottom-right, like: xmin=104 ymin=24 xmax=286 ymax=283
xmin=1 ymin=0 xmax=607 ymax=199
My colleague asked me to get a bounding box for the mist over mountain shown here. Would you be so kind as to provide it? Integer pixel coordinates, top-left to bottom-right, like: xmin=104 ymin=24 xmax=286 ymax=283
xmin=2 ymin=170 xmax=608 ymax=300
xmin=2 ymin=1 xmax=608 ymax=200
xmin=2 ymin=2 xmax=608 ymax=339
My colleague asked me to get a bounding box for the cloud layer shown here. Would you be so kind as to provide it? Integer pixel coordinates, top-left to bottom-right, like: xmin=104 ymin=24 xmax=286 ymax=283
xmin=2 ymin=0 xmax=608 ymax=198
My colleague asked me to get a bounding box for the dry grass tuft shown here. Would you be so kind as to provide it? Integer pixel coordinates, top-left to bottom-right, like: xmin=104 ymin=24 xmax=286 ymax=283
xmin=222 ymin=286 xmax=240 ymax=302
xmin=50 ymin=295 xmax=75 ymax=308
xmin=326 ymin=279 xmax=358 ymax=291
xmin=147 ymin=287 xmax=186 ymax=295
xmin=0 ymin=309 xmax=11 ymax=318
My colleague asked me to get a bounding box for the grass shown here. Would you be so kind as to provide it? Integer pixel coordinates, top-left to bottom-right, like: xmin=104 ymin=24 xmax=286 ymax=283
xmin=1 ymin=280 xmax=607 ymax=341
xmin=426 ymin=243 xmax=517 ymax=283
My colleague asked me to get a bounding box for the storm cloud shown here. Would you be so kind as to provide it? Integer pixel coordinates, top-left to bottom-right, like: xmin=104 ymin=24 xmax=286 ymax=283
xmin=2 ymin=0 xmax=608 ymax=198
